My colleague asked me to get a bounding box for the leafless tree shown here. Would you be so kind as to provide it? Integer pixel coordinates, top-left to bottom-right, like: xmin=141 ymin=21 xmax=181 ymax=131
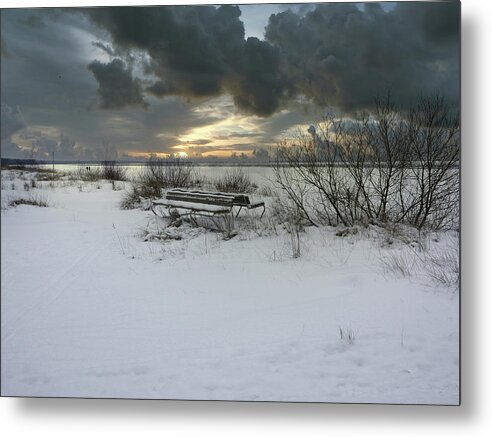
xmin=272 ymin=93 xmax=459 ymax=231
xmin=404 ymin=94 xmax=459 ymax=230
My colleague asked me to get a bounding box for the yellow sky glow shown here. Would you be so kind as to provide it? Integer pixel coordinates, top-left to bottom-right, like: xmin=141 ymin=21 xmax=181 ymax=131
xmin=137 ymin=98 xmax=304 ymax=159
xmin=172 ymin=112 xmax=263 ymax=157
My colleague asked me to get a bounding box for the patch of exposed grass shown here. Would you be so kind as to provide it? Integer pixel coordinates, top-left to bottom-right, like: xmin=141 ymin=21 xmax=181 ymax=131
xmin=424 ymin=246 xmax=459 ymax=288
xmin=8 ymin=195 xmax=49 ymax=208
xmin=380 ymin=251 xmax=416 ymax=277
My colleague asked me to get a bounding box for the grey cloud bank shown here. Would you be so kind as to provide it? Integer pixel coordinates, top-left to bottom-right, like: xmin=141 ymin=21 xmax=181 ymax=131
xmin=83 ymin=5 xmax=286 ymax=117
xmin=265 ymin=2 xmax=459 ymax=111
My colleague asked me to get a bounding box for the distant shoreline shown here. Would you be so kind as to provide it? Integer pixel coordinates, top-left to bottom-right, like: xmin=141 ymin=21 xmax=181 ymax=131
xmin=1 ymin=157 xmax=459 ymax=169
xmin=0 ymin=158 xmax=274 ymax=167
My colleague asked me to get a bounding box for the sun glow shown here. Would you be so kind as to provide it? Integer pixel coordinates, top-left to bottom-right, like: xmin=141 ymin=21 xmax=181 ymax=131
xmin=173 ymin=112 xmax=264 ymax=157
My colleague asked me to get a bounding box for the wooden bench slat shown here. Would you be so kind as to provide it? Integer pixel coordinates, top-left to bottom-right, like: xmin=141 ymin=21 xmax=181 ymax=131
xmin=168 ymin=189 xmax=235 ymax=199
xmin=152 ymin=188 xmax=265 ymax=219
xmin=153 ymin=200 xmax=231 ymax=214
xmin=168 ymin=189 xmax=251 ymax=205
xmin=166 ymin=194 xmax=234 ymax=207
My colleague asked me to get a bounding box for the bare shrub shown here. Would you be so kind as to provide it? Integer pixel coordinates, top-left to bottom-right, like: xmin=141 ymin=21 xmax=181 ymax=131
xmin=404 ymin=94 xmax=460 ymax=230
xmin=272 ymin=163 xmax=318 ymax=227
xmin=339 ymin=326 xmax=358 ymax=345
xmin=120 ymin=186 xmax=141 ymax=210
xmin=133 ymin=178 xmax=163 ymax=199
xmin=121 ymin=158 xmax=197 ymax=209
xmin=145 ymin=158 xmax=194 ymax=189
xmin=214 ymin=167 xmax=256 ymax=193
xmin=273 ymin=93 xmax=459 ymax=231
xmin=120 ymin=182 xmax=162 ymax=210
xmin=101 ymin=161 xmax=127 ymax=181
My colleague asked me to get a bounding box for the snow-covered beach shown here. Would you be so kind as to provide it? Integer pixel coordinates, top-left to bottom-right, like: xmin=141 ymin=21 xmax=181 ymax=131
xmin=1 ymin=168 xmax=459 ymax=404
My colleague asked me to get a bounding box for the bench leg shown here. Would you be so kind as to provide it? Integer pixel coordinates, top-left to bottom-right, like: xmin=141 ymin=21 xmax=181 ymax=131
xmin=235 ymin=206 xmax=243 ymax=217
xmin=189 ymin=212 xmax=200 ymax=227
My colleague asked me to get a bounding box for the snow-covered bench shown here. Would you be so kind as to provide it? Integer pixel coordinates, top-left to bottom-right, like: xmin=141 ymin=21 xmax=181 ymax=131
xmin=151 ymin=188 xmax=265 ymax=219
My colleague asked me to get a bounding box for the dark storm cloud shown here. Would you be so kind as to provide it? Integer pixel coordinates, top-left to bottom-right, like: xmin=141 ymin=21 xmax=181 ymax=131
xmin=264 ymin=1 xmax=459 ymax=112
xmin=228 ymin=36 xmax=288 ymax=116
xmin=87 ymin=58 xmax=148 ymax=109
xmin=82 ymin=5 xmax=287 ymax=116
xmin=399 ymin=1 xmax=460 ymax=44
xmin=81 ymin=2 xmax=459 ymax=117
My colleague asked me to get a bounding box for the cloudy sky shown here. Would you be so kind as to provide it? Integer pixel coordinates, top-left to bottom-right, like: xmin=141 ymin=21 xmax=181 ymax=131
xmin=1 ymin=1 xmax=459 ymax=161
